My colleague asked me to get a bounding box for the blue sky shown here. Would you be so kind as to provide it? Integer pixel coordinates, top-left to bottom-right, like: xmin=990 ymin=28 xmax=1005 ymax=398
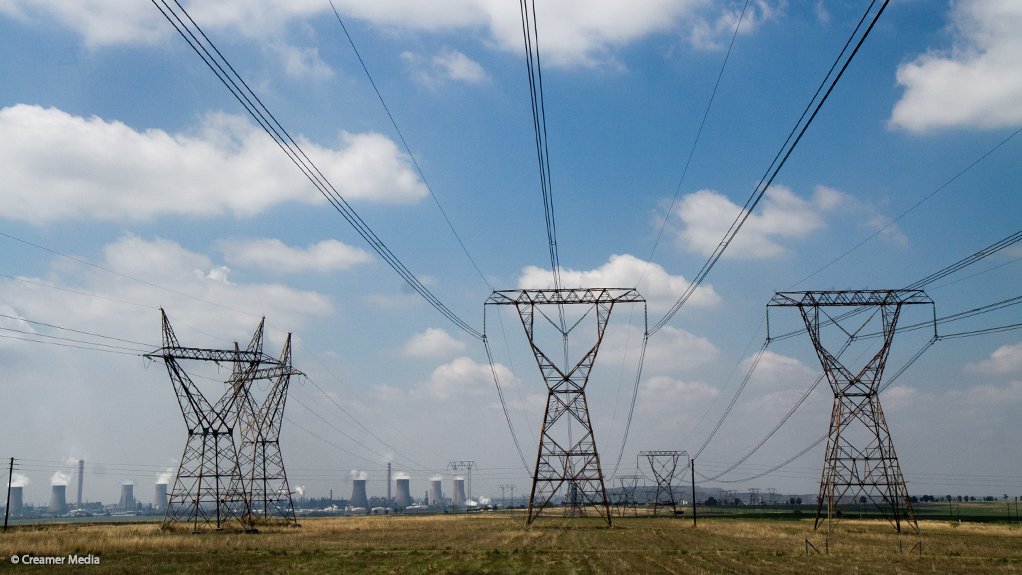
xmin=1 ymin=0 xmax=1020 ymax=507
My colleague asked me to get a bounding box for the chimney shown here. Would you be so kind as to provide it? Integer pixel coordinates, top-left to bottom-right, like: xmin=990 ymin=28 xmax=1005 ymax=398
xmin=387 ymin=463 xmax=392 ymax=504
xmin=76 ymin=459 xmax=84 ymax=509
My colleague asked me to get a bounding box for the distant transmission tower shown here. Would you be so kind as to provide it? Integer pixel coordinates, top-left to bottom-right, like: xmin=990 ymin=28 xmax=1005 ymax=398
xmin=768 ymin=290 xmax=935 ymax=534
xmin=640 ymin=451 xmax=683 ymax=517
xmin=486 ymin=288 xmax=646 ymax=526
xmin=147 ymin=309 xmax=297 ymax=531
xmin=615 ymin=475 xmax=641 ymax=517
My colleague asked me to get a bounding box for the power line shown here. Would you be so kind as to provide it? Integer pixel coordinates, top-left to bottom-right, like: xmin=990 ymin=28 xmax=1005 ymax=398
xmin=643 ymin=0 xmax=750 ymax=275
xmin=326 ymin=1 xmax=493 ymax=291
xmin=150 ymin=0 xmax=482 ymax=340
xmin=518 ymin=0 xmax=563 ymax=294
xmin=650 ymin=0 xmax=889 ymax=335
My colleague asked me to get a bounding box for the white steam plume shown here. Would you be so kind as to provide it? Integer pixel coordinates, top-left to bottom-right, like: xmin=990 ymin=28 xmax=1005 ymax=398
xmin=50 ymin=471 xmax=71 ymax=486
xmin=350 ymin=469 xmax=368 ymax=481
xmin=156 ymin=467 xmax=174 ymax=485
xmin=8 ymin=472 xmax=30 ymax=488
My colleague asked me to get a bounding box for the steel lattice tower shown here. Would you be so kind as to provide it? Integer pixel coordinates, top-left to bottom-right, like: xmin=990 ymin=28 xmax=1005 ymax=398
xmin=768 ymin=290 xmax=935 ymax=534
xmin=147 ymin=310 xmax=295 ymax=531
xmin=235 ymin=334 xmax=303 ymax=526
xmin=615 ymin=475 xmax=641 ymax=517
xmin=486 ymin=288 xmax=646 ymax=526
xmin=640 ymin=450 xmax=683 ymax=517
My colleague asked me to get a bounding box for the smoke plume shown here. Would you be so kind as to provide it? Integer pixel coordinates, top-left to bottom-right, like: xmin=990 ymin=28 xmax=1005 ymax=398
xmin=50 ymin=471 xmax=71 ymax=486
xmin=349 ymin=469 xmax=368 ymax=480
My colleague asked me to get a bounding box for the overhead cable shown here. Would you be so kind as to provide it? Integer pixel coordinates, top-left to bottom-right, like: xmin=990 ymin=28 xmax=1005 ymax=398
xmin=150 ymin=0 xmax=482 ymax=340
xmin=650 ymin=0 xmax=889 ymax=335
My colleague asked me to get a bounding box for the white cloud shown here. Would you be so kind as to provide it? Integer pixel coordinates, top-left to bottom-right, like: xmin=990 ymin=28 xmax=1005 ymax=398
xmin=2 ymin=0 xmax=775 ymax=70
xmin=0 ymin=106 xmax=426 ymax=224
xmin=671 ymin=185 xmax=843 ymax=259
xmin=402 ymin=49 xmax=489 ymax=87
xmin=0 ymin=0 xmax=164 ymax=46
xmin=218 ymin=238 xmax=371 ymax=274
xmin=614 ymin=326 xmax=718 ymax=374
xmin=743 ymin=350 xmax=816 ymax=390
xmin=418 ymin=356 xmax=508 ymax=400
xmin=274 ymin=43 xmax=335 ymax=80
xmin=517 ymin=253 xmax=720 ymax=313
xmin=401 ymin=328 xmax=466 ymax=358
xmin=890 ymin=0 xmax=1022 ymax=132
xmin=0 ymin=235 xmax=332 ymax=353
xmin=688 ymin=0 xmax=775 ymax=51
xmin=967 ymin=342 xmax=1022 ymax=375
xmin=637 ymin=375 xmax=718 ymax=417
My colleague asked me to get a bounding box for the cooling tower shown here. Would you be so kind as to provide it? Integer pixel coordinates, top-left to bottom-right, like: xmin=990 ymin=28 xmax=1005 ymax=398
xmin=154 ymin=483 xmax=168 ymax=511
xmin=350 ymin=479 xmax=369 ymax=508
xmin=119 ymin=483 xmax=135 ymax=511
xmin=9 ymin=486 xmax=23 ymax=516
xmin=429 ymin=480 xmax=443 ymax=507
xmin=394 ymin=478 xmax=412 ymax=507
xmin=49 ymin=484 xmax=67 ymax=514
xmin=453 ymin=478 xmax=466 ymax=506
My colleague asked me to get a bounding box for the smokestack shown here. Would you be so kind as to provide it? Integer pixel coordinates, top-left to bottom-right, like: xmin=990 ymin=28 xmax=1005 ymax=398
xmin=154 ymin=483 xmax=168 ymax=511
xmin=76 ymin=459 xmax=84 ymax=509
xmin=350 ymin=479 xmax=369 ymax=509
xmin=119 ymin=483 xmax=135 ymax=511
xmin=394 ymin=478 xmax=412 ymax=508
xmin=9 ymin=486 xmax=23 ymax=516
xmin=453 ymin=478 xmax=466 ymax=506
xmin=429 ymin=479 xmax=443 ymax=508
xmin=49 ymin=485 xmax=67 ymax=514
xmin=387 ymin=463 xmax=392 ymax=504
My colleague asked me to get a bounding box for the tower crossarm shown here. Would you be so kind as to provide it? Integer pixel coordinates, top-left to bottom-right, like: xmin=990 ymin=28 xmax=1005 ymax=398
xmin=768 ymin=289 xmax=932 ymax=307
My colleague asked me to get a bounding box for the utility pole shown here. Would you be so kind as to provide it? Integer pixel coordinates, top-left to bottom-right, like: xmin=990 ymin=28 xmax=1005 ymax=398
xmin=4 ymin=457 xmax=13 ymax=532
xmin=690 ymin=456 xmax=697 ymax=528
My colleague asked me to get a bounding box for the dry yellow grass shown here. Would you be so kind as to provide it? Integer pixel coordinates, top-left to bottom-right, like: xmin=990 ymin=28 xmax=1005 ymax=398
xmin=0 ymin=514 xmax=1020 ymax=573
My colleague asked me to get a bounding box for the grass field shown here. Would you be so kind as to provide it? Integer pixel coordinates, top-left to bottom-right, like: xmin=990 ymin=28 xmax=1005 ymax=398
xmin=1 ymin=512 xmax=1021 ymax=574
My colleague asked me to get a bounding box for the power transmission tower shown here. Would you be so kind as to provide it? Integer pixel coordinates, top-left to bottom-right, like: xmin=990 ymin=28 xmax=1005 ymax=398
xmin=487 ymin=288 xmax=646 ymax=526
xmin=615 ymin=474 xmax=641 ymax=517
xmin=448 ymin=461 xmax=476 ymax=501
xmin=768 ymin=290 xmax=935 ymax=534
xmin=235 ymin=333 xmax=303 ymax=526
xmin=147 ymin=309 xmax=295 ymax=532
xmin=499 ymin=484 xmax=515 ymax=507
xmin=749 ymin=487 xmax=761 ymax=507
xmin=640 ymin=451 xmax=684 ymax=517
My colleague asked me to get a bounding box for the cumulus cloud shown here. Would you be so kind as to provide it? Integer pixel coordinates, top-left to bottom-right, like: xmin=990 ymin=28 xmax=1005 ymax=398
xmin=742 ymin=350 xmax=816 ymax=389
xmin=517 ymin=253 xmax=720 ymax=312
xmin=218 ymin=238 xmax=372 ymax=274
xmin=890 ymin=0 xmax=1022 ymax=132
xmin=671 ymin=185 xmax=844 ymax=259
xmin=637 ymin=375 xmax=719 ymax=417
xmin=274 ymin=43 xmax=335 ymax=80
xmin=402 ymin=49 xmax=489 ymax=87
xmin=3 ymin=0 xmax=775 ymax=70
xmin=967 ymin=342 xmax=1022 ymax=375
xmin=401 ymin=328 xmax=466 ymax=358
xmin=0 ymin=234 xmax=332 ymax=353
xmin=418 ymin=356 xmax=511 ymax=400
xmin=603 ymin=325 xmax=719 ymax=374
xmin=0 ymin=105 xmax=426 ymax=224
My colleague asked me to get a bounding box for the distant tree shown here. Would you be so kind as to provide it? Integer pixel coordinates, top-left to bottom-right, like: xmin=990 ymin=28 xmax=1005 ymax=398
xmin=706 ymin=497 xmax=718 ymax=506
xmin=859 ymin=496 xmax=867 ymax=504
xmin=909 ymin=496 xmax=919 ymax=504
xmin=795 ymin=497 xmax=802 ymax=505
xmin=956 ymin=495 xmax=963 ymax=502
